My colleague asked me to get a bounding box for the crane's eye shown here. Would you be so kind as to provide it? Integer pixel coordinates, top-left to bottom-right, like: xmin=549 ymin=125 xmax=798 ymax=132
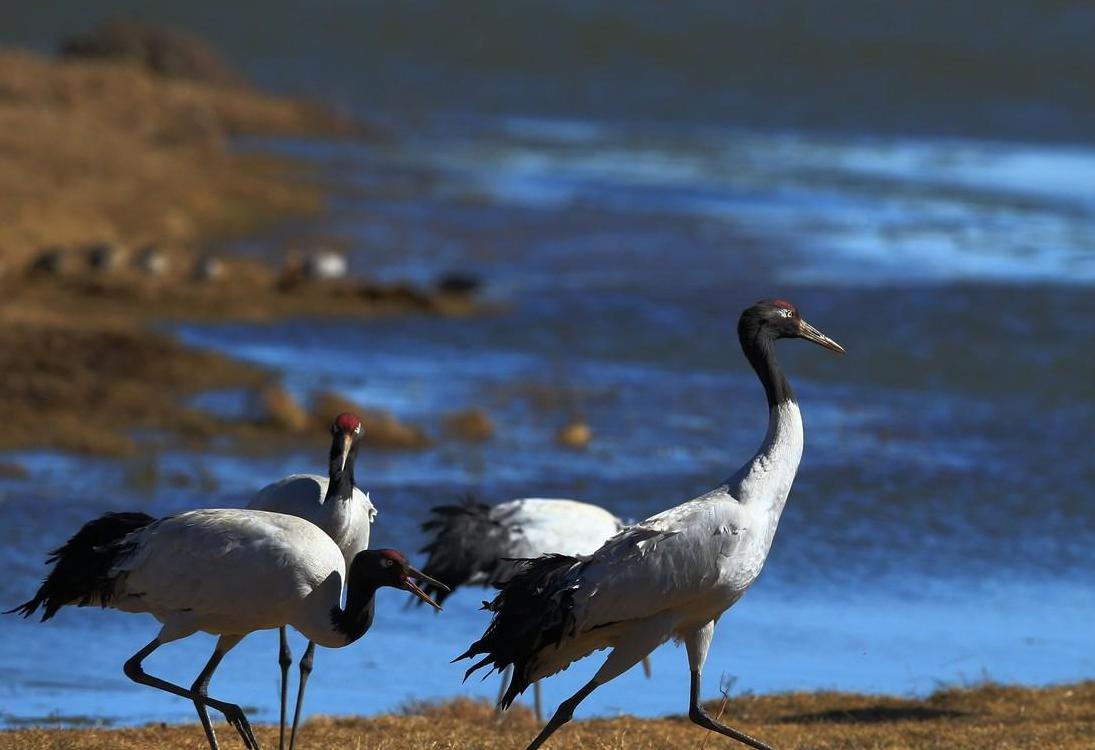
xmin=381 ymin=558 xmax=394 ymax=568
xmin=779 ymin=308 xmax=794 ymax=318
xmin=355 ymin=425 xmax=362 ymax=434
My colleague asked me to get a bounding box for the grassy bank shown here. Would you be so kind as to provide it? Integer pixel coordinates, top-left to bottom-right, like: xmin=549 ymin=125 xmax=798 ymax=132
xmin=0 ymin=48 xmax=347 ymax=259
xmin=2 ymin=682 xmax=1093 ymax=749
xmin=0 ymin=45 xmax=478 ymax=457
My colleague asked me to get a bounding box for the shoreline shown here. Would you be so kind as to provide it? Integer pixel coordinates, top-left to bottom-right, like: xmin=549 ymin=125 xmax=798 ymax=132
xmin=0 ymin=46 xmax=479 ymax=458
xmin=2 ymin=681 xmax=1092 ymax=748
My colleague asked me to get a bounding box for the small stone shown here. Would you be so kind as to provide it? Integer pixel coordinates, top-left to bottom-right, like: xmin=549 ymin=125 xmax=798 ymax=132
xmin=0 ymin=461 xmax=28 ymax=479
xmin=28 ymin=248 xmax=67 ymax=276
xmin=436 ymin=272 xmax=481 ymax=296
xmin=364 ymin=411 xmax=432 ymax=450
xmin=86 ymin=243 xmax=124 ymax=272
xmin=134 ymin=245 xmax=168 ymax=276
xmin=311 ymin=391 xmax=431 ymax=450
xmin=249 ymin=384 xmax=309 ymax=432
xmin=193 ymin=255 xmax=224 ymax=281
xmin=303 ymin=250 xmax=349 ymax=280
xmin=556 ymin=420 xmax=592 ymax=450
xmin=444 ymin=408 xmax=494 ymax=442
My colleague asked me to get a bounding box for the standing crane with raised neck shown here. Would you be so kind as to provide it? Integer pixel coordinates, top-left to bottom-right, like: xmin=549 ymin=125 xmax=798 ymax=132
xmin=459 ymin=299 xmax=844 ymax=750
xmin=247 ymin=412 xmax=377 ymax=750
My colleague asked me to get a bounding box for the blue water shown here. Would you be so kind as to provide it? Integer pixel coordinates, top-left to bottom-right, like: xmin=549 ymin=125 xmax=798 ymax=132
xmin=2 ymin=2 xmax=1095 ymax=726
xmin=2 ymin=117 xmax=1094 ymax=726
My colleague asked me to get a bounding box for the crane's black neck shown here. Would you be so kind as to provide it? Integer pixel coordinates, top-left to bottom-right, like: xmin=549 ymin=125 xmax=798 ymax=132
xmin=738 ymin=323 xmax=794 ymax=409
xmin=329 ymin=579 xmax=377 ymax=644
xmin=326 ymin=440 xmax=358 ymax=503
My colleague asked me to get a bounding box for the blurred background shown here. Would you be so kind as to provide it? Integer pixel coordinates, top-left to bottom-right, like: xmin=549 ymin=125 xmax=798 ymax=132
xmin=1 ymin=0 xmax=1093 ymax=729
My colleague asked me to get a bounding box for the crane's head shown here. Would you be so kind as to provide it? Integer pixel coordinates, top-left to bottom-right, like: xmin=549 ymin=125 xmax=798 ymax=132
xmin=329 ymin=412 xmax=364 ymax=476
xmin=739 ymin=299 xmax=845 ymax=354
xmin=352 ymin=549 xmax=449 ymax=611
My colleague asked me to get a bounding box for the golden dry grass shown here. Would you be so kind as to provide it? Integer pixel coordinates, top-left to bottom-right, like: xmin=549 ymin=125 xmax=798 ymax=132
xmin=2 ymin=683 xmax=1094 ymax=750
xmin=0 ymin=48 xmax=349 ymax=260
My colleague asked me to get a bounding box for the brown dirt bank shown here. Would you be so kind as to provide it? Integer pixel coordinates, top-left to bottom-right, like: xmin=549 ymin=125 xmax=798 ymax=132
xmin=1 ymin=682 xmax=1092 ymax=749
xmin=0 ymin=46 xmax=478 ymax=457
xmin=0 ymin=47 xmax=350 ymax=259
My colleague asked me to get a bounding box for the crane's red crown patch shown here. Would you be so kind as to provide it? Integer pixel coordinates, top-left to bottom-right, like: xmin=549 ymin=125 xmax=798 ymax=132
xmin=334 ymin=412 xmax=363 ymax=434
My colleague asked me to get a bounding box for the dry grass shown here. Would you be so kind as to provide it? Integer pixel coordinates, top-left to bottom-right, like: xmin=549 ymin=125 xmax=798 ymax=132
xmin=2 ymin=682 xmax=1094 ymax=749
xmin=0 ymin=319 xmax=266 ymax=455
xmin=0 ymin=48 xmax=350 ymax=260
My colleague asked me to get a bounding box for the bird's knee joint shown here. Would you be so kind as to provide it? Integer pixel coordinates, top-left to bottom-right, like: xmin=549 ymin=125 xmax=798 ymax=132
xmin=689 ymin=705 xmax=710 ymax=725
xmin=555 ymin=700 xmax=581 ymax=723
xmin=122 ymin=659 xmax=143 ymax=681
xmin=299 ymin=657 xmax=314 ymax=676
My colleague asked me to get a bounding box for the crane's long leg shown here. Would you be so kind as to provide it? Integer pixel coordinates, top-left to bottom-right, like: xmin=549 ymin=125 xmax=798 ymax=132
xmin=684 ymin=622 xmax=775 ymax=750
xmin=523 ymin=619 xmax=667 ymax=750
xmin=641 ymin=656 xmax=652 ymax=678
xmin=522 ymin=678 xmax=598 ymax=750
xmin=533 ymin=681 xmax=543 ymax=724
xmin=123 ymin=637 xmax=260 ymax=750
xmin=287 ymin=640 xmax=316 ymax=750
xmin=124 ymin=639 xmax=216 ymax=748
xmin=278 ymin=627 xmax=292 ymax=750
xmin=191 ymin=634 xmax=259 ymax=750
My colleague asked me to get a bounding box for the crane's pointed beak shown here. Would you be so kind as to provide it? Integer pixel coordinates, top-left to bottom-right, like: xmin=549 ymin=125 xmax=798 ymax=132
xmin=339 ymin=433 xmax=353 ymax=473
xmin=797 ymin=318 xmax=845 ymax=354
xmin=402 ymin=566 xmax=449 ymax=611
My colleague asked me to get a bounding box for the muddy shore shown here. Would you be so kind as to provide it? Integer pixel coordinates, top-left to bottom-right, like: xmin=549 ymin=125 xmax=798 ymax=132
xmin=0 ymin=45 xmax=478 ymax=457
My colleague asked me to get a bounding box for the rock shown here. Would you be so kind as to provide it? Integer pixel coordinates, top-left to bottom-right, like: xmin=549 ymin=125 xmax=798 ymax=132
xmin=444 ymin=408 xmax=494 ymax=442
xmin=86 ymin=242 xmax=124 ymax=272
xmin=165 ymin=470 xmax=193 ymax=488
xmin=276 ymin=251 xmax=306 ymax=290
xmin=436 ymin=272 xmax=481 ymax=296
xmin=312 ymin=391 xmax=432 ymax=451
xmin=249 ymin=384 xmax=309 ymax=432
xmin=192 ymin=255 xmax=224 ymax=281
xmin=58 ymin=21 xmax=246 ymax=87
xmin=556 ymin=420 xmax=592 ymax=450
xmin=364 ymin=410 xmax=433 ymax=450
xmin=303 ymin=250 xmax=349 ymax=280
xmin=28 ymin=247 xmax=67 ymax=276
xmin=134 ymin=245 xmax=169 ymax=276
xmin=310 ymin=391 xmax=362 ymax=427
xmin=0 ymin=461 xmax=28 ymax=479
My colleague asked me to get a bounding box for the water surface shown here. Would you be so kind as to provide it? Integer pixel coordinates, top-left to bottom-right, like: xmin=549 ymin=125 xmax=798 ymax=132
xmin=1 ymin=116 xmax=1093 ymax=725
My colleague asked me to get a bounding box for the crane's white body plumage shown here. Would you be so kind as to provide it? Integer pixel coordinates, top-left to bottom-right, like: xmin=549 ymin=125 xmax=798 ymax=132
xmin=247 ymin=473 xmax=376 ymax=569
xmin=108 ymin=509 xmax=351 ymax=647
xmin=495 ymin=498 xmax=621 ymax=559
xmin=490 ymin=401 xmax=805 ymax=687
xmin=473 ymin=498 xmax=622 ymax=586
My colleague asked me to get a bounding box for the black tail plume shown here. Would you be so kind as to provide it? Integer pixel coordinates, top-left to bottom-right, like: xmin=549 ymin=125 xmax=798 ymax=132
xmin=455 ymin=553 xmax=582 ymax=708
xmin=6 ymin=511 xmax=156 ymax=621
xmin=418 ymin=494 xmax=509 ymax=605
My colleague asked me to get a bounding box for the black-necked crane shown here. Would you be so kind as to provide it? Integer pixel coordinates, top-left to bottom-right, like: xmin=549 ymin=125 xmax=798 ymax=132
xmin=7 ymin=508 xmax=445 ymax=750
xmin=247 ymin=412 xmax=377 ymax=750
xmin=458 ymin=299 xmax=844 ymax=750
xmin=419 ymin=495 xmax=650 ymax=720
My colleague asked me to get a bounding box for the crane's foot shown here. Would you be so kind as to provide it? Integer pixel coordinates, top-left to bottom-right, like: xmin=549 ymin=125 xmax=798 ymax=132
xmin=689 ymin=704 xmax=775 ymax=750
